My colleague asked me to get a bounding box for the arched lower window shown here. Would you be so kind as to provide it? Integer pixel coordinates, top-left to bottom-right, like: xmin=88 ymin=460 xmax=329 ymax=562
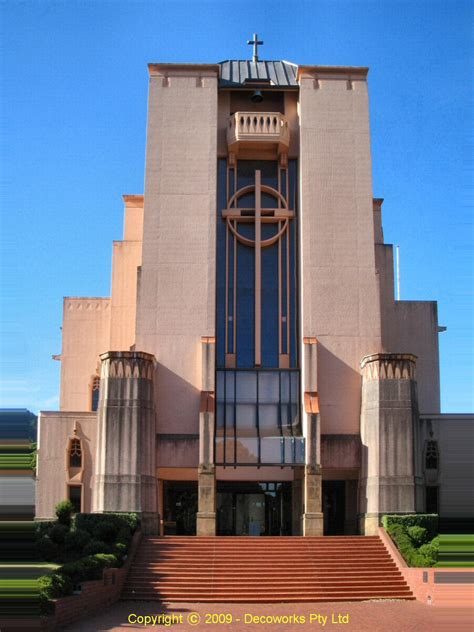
xmin=91 ymin=375 xmax=100 ymax=411
xmin=425 ymin=440 xmax=439 ymax=470
xmin=69 ymin=438 xmax=82 ymax=468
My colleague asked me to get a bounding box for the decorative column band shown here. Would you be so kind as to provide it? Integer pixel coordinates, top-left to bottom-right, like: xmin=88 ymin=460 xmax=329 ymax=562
xmin=99 ymin=351 xmax=155 ymax=380
xmin=360 ymin=353 xmax=417 ymax=381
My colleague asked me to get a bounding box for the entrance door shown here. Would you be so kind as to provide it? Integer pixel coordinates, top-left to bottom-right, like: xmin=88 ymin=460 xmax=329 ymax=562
xmin=235 ymin=493 xmax=265 ymax=535
xmin=217 ymin=482 xmax=292 ymax=535
xmin=322 ymin=481 xmax=345 ymax=535
xmin=163 ymin=481 xmax=198 ymax=535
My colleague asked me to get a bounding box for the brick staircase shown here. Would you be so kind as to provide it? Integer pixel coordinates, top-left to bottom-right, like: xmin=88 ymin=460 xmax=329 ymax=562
xmin=122 ymin=536 xmax=414 ymax=602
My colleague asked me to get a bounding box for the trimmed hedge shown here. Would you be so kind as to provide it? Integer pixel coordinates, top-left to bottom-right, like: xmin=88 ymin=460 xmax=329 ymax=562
xmin=383 ymin=514 xmax=440 ymax=567
xmin=82 ymin=539 xmax=111 ymax=556
xmin=382 ymin=514 xmax=438 ymax=540
xmin=75 ymin=512 xmax=139 ymax=536
xmin=59 ymin=553 xmax=120 ymax=583
xmin=38 ymin=506 xmax=139 ymax=616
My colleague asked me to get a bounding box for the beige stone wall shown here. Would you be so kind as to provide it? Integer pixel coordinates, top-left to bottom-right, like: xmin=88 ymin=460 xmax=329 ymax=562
xmin=385 ymin=301 xmax=440 ymax=413
xmin=376 ymin=244 xmax=441 ymax=413
xmin=60 ymin=299 xmax=111 ymax=411
xmin=419 ymin=415 xmax=474 ymax=518
xmin=299 ymin=69 xmax=382 ymax=435
xmin=109 ymin=196 xmax=143 ymax=351
xmin=35 ymin=411 xmax=97 ymax=519
xmin=136 ymin=66 xmax=218 ymax=435
xmin=59 ymin=197 xmax=143 ymax=410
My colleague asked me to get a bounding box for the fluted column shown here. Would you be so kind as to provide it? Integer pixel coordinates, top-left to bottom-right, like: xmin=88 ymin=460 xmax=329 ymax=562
xmin=92 ymin=351 xmax=159 ymax=533
xmin=359 ymin=353 xmax=421 ymax=535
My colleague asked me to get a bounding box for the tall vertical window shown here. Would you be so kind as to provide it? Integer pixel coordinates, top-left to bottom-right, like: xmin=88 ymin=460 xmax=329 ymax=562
xmin=426 ymin=486 xmax=439 ymax=513
xmin=91 ymin=375 xmax=100 ymax=411
xmin=425 ymin=440 xmax=439 ymax=470
xmin=216 ymin=159 xmax=298 ymax=369
xmin=68 ymin=485 xmax=82 ymax=513
xmin=215 ymin=158 xmax=303 ymax=467
xmin=68 ymin=438 xmax=82 ymax=468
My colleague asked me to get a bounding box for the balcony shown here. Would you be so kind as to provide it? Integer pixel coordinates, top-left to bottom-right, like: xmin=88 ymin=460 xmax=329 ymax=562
xmin=227 ymin=112 xmax=290 ymax=156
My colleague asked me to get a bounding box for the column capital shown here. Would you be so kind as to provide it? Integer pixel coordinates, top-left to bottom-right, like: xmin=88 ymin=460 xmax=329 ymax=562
xmin=360 ymin=353 xmax=417 ymax=381
xmin=99 ymin=351 xmax=156 ymax=380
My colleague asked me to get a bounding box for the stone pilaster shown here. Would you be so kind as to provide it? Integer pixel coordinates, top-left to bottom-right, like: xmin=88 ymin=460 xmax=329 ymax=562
xmin=197 ymin=336 xmax=216 ymax=536
xmin=359 ymin=353 xmax=421 ymax=535
xmin=197 ymin=464 xmax=216 ymax=536
xmin=92 ymin=351 xmax=159 ymax=534
xmin=303 ymin=464 xmax=323 ymax=535
xmin=302 ymin=411 xmax=323 ymax=535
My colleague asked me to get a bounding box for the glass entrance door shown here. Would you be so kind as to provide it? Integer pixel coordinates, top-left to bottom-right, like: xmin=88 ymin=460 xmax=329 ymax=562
xmin=235 ymin=493 xmax=265 ymax=535
xmin=217 ymin=482 xmax=292 ymax=536
xmin=163 ymin=481 xmax=198 ymax=535
xmin=322 ymin=480 xmax=345 ymax=535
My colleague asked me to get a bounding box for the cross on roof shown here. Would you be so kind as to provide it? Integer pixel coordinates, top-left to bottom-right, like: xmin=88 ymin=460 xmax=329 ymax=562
xmin=247 ymin=33 xmax=264 ymax=62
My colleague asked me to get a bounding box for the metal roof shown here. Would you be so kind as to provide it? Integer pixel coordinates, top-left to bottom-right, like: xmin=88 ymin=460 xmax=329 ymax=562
xmin=219 ymin=60 xmax=298 ymax=88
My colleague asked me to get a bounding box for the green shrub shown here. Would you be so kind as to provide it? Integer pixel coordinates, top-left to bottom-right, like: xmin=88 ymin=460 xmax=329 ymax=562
xmin=82 ymin=539 xmax=110 ymax=556
xmin=38 ymin=573 xmax=73 ymax=599
xmin=116 ymin=527 xmax=132 ymax=546
xmin=82 ymin=553 xmax=120 ymax=577
xmin=114 ymin=542 xmax=127 ymax=561
xmin=37 ymin=535 xmax=59 ymax=562
xmin=75 ymin=512 xmax=139 ymax=536
xmin=75 ymin=513 xmax=138 ymax=534
xmin=386 ymin=522 xmax=438 ymax=567
xmin=93 ymin=552 xmax=119 ymax=567
xmin=64 ymin=528 xmax=90 ymax=557
xmin=35 ymin=520 xmax=56 ymax=539
xmin=92 ymin=519 xmax=119 ymax=543
xmin=39 ymin=590 xmax=54 ymax=616
xmin=418 ymin=541 xmax=439 ymax=566
xmin=59 ymin=560 xmax=88 ymax=584
xmin=55 ymin=500 xmax=75 ymax=526
xmin=407 ymin=525 xmax=428 ymax=546
xmin=382 ymin=514 xmax=438 ymax=540
xmin=48 ymin=523 xmax=69 ymax=545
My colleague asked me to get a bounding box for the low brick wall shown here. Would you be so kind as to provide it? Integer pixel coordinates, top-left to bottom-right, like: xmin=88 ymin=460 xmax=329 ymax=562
xmin=41 ymin=530 xmax=142 ymax=630
xmin=379 ymin=527 xmax=474 ymax=606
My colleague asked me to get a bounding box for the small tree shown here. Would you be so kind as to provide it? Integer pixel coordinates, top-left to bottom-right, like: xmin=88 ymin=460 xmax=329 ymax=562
xmin=29 ymin=442 xmax=37 ymax=473
xmin=55 ymin=500 xmax=75 ymax=527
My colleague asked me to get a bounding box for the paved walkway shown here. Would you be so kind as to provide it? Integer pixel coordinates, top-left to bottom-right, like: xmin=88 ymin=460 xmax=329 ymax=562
xmin=64 ymin=600 xmax=473 ymax=632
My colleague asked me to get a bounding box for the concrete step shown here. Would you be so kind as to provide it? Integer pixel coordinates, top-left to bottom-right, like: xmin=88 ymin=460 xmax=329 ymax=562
xmin=123 ymin=535 xmax=412 ymax=603
xmin=122 ymin=591 xmax=414 ymax=602
xmin=127 ymin=570 xmax=403 ymax=579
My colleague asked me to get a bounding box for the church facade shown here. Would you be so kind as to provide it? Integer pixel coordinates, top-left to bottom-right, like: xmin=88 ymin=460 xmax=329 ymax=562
xmin=35 ymin=46 xmax=473 ymax=536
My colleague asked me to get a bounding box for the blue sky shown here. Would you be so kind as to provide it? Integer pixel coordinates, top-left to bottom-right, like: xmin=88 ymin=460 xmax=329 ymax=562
xmin=1 ymin=0 xmax=472 ymax=413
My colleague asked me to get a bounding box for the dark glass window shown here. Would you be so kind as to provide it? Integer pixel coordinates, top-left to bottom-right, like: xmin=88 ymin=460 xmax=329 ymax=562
xmin=425 ymin=440 xmax=439 ymax=470
xmin=91 ymin=376 xmax=100 ymax=411
xmin=163 ymin=482 xmax=198 ymax=535
xmin=69 ymin=438 xmax=82 ymax=468
xmin=68 ymin=486 xmax=81 ymax=513
xmin=216 ymin=158 xmax=298 ymax=369
xmin=426 ymin=486 xmax=439 ymax=514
